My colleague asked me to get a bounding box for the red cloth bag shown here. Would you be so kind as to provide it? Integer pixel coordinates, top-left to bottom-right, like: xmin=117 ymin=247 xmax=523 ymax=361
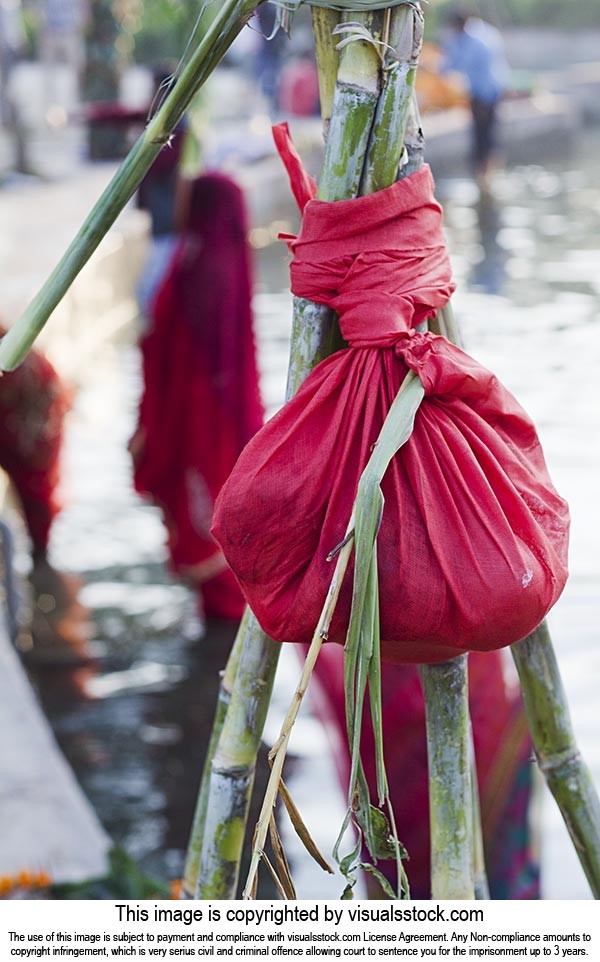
xmin=212 ymin=125 xmax=569 ymax=664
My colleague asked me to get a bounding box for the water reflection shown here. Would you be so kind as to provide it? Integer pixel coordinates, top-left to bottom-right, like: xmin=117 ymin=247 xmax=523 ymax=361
xmin=469 ymin=194 xmax=508 ymax=294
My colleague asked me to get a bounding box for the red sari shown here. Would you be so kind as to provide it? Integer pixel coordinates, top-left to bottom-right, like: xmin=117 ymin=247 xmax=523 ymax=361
xmin=0 ymin=329 xmax=69 ymax=552
xmin=133 ymin=174 xmax=264 ymax=619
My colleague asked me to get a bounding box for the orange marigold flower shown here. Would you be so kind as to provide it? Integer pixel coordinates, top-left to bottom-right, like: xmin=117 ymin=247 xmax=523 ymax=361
xmin=169 ymin=879 xmax=184 ymax=899
xmin=0 ymin=876 xmax=13 ymax=895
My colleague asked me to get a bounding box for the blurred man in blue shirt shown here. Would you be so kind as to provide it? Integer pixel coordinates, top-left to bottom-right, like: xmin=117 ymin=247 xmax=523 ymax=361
xmin=443 ymin=7 xmax=509 ymax=186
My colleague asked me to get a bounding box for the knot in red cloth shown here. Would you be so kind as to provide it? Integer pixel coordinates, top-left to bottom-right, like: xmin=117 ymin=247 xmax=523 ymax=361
xmin=212 ymin=124 xmax=570 ymax=666
xmin=282 ymin=165 xmax=455 ymax=347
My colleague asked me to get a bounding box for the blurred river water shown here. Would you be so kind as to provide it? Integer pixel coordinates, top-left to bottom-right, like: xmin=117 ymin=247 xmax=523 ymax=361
xmin=16 ymin=129 xmax=600 ymax=899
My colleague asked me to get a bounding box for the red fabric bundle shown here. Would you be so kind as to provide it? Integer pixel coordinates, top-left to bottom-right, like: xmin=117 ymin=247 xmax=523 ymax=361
xmin=212 ymin=125 xmax=569 ymax=664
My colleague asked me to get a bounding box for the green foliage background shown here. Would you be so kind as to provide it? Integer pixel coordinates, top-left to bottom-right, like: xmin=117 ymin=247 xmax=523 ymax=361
xmin=127 ymin=0 xmax=600 ymax=62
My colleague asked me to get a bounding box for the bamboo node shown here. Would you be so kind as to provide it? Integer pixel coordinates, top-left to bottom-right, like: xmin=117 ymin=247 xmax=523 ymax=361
xmin=149 ymin=133 xmax=175 ymax=147
xmin=332 ymin=21 xmax=392 ymax=64
xmin=536 ymin=747 xmax=582 ymax=777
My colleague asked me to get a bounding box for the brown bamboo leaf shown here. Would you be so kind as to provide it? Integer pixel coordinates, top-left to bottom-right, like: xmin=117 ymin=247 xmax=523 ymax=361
xmin=279 ymin=778 xmax=334 ymax=874
xmin=269 ymin=815 xmax=297 ymax=900
xmin=261 ymin=850 xmax=290 ymax=901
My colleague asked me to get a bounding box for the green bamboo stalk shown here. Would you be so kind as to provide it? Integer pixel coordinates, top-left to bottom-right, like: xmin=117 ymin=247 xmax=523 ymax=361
xmin=0 ymin=0 xmax=265 ymax=372
xmin=190 ymin=9 xmax=386 ymax=900
xmin=419 ymin=656 xmax=475 ymax=899
xmin=359 ymin=4 xmax=423 ymax=194
xmin=242 ymin=509 xmax=358 ymax=898
xmin=317 ymin=11 xmax=383 ymax=201
xmin=312 ymin=8 xmax=341 ymax=136
xmin=512 ymin=622 xmax=600 ymax=897
xmin=470 ymin=735 xmax=490 ymax=899
xmin=195 ymin=613 xmax=280 ymax=898
xmin=181 ymin=609 xmax=248 ymax=897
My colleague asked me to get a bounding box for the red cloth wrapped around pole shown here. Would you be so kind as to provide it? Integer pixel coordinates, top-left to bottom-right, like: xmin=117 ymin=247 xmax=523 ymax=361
xmin=212 ymin=125 xmax=569 ymax=665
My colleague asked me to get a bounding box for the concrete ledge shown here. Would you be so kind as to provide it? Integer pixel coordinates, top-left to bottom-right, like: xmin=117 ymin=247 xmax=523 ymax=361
xmin=0 ymin=625 xmax=110 ymax=882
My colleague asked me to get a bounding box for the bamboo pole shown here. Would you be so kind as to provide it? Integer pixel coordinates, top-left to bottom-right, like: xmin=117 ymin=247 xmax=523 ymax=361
xmin=0 ymin=0 xmax=265 ymax=373
xmin=182 ymin=610 xmax=248 ymax=896
xmin=359 ymin=4 xmax=423 ymax=194
xmin=195 ymin=613 xmax=280 ymax=898
xmin=188 ymin=8 xmax=385 ymax=900
xmin=243 ymin=510 xmax=358 ymax=898
xmin=470 ymin=735 xmax=490 ymax=899
xmin=512 ymin=622 xmax=600 ymax=897
xmin=311 ymin=9 xmax=341 ymax=138
xmin=419 ymin=656 xmax=475 ymax=899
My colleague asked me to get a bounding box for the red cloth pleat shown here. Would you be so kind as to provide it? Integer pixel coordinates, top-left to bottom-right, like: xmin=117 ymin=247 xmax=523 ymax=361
xmin=212 ymin=126 xmax=569 ymax=664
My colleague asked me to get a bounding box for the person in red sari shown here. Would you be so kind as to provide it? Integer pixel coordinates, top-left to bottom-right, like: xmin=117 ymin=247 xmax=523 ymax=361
xmin=0 ymin=329 xmax=91 ymax=659
xmin=130 ymin=173 xmax=264 ymax=621
xmin=311 ymin=646 xmax=540 ymax=899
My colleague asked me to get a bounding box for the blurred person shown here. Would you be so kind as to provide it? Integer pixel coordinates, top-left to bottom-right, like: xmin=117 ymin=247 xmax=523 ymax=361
xmin=442 ymin=6 xmax=509 ymax=187
xmin=41 ymin=0 xmax=86 ymax=114
xmin=278 ymin=55 xmax=320 ymax=117
xmin=0 ymin=327 xmax=91 ymax=662
xmin=85 ymin=64 xmax=189 ymax=316
xmin=253 ymin=3 xmax=287 ymax=110
xmin=469 ymin=192 xmax=508 ymax=294
xmin=130 ymin=173 xmax=264 ymax=624
xmin=415 ymin=41 xmax=469 ymax=113
xmin=0 ymin=0 xmax=29 ymax=171
xmin=135 ymin=71 xmax=188 ymax=321
xmin=312 ymin=646 xmax=540 ymax=899
xmin=0 ymin=0 xmax=25 ymax=124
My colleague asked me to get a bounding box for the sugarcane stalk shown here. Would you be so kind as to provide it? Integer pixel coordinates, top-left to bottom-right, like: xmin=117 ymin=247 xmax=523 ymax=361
xmin=181 ymin=609 xmax=248 ymax=897
xmin=189 ymin=7 xmax=387 ymax=900
xmin=0 ymin=0 xmax=265 ymax=373
xmin=470 ymin=734 xmax=490 ymax=899
xmin=359 ymin=3 xmax=422 ymax=194
xmin=512 ymin=622 xmax=600 ymax=897
xmin=195 ymin=612 xmax=280 ymax=898
xmin=317 ymin=11 xmax=383 ymax=201
xmin=312 ymin=8 xmax=341 ymax=137
xmin=243 ymin=510 xmax=357 ymax=898
xmin=419 ymin=656 xmax=475 ymax=899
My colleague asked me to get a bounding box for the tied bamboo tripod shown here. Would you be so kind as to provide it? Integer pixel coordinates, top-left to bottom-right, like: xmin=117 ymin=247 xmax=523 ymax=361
xmin=182 ymin=2 xmax=600 ymax=901
xmin=0 ymin=0 xmax=597 ymax=902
